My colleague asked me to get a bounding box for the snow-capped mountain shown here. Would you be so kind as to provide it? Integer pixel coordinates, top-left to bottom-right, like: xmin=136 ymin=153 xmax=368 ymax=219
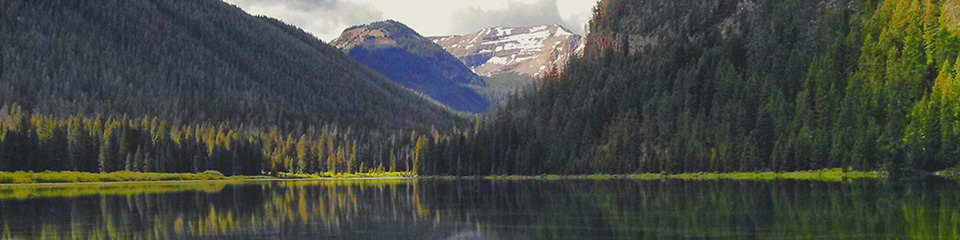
xmin=429 ymin=25 xmax=583 ymax=77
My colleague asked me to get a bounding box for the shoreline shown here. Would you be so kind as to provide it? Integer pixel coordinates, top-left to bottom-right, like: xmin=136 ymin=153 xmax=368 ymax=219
xmin=480 ymin=168 xmax=885 ymax=182
xmin=11 ymin=167 xmax=960 ymax=187
xmin=0 ymin=177 xmax=420 ymax=188
xmin=0 ymin=178 xmax=251 ymax=188
xmin=0 ymin=171 xmax=418 ymax=186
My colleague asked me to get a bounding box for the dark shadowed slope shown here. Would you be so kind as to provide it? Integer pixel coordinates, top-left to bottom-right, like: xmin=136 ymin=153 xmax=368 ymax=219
xmin=0 ymin=0 xmax=463 ymax=131
xmin=424 ymin=0 xmax=960 ymax=176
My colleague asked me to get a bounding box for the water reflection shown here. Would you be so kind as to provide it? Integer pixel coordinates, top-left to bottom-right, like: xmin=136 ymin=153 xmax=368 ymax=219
xmin=0 ymin=180 xmax=468 ymax=240
xmin=1 ymin=179 xmax=959 ymax=239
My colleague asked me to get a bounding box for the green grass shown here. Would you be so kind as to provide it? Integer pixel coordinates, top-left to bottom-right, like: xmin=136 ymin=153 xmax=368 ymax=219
xmin=0 ymin=171 xmax=417 ymax=200
xmin=485 ymin=174 xmax=626 ymax=181
xmin=664 ymin=169 xmax=882 ymax=181
xmin=0 ymin=169 xmax=881 ymax=184
xmin=485 ymin=168 xmax=883 ymax=182
xmin=0 ymin=170 xmax=231 ymax=184
xmin=277 ymin=171 xmax=415 ymax=179
xmin=0 ymin=181 xmax=235 ymax=200
xmin=0 ymin=170 xmax=416 ymax=185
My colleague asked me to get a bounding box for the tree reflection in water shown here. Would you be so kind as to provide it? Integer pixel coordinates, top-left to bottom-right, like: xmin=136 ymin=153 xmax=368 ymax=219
xmin=1 ymin=179 xmax=960 ymax=239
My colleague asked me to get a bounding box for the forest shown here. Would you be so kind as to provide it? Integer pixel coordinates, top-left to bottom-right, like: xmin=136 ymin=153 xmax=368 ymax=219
xmin=422 ymin=0 xmax=960 ymax=176
xmin=0 ymin=0 xmax=462 ymax=177
xmin=5 ymin=0 xmax=960 ymax=178
xmin=0 ymin=104 xmax=429 ymax=176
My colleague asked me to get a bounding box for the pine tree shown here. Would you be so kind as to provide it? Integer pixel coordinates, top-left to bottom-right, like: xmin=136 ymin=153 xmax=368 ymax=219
xmin=389 ymin=151 xmax=397 ymax=172
xmin=99 ymin=137 xmax=113 ymax=172
xmin=296 ymin=134 xmax=309 ymax=174
xmin=133 ymin=148 xmax=144 ymax=172
xmin=413 ymin=136 xmax=427 ymax=175
xmin=348 ymin=141 xmax=358 ymax=173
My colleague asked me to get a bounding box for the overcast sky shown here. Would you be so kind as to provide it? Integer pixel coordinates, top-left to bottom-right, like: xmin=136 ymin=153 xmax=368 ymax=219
xmin=221 ymin=0 xmax=598 ymax=41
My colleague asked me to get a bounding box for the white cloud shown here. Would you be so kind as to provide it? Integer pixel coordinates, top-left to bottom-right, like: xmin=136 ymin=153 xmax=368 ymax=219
xmin=221 ymin=0 xmax=597 ymax=41
xmin=448 ymin=0 xmax=592 ymax=36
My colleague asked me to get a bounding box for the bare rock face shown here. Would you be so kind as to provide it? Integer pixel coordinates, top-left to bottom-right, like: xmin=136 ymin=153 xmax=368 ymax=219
xmin=429 ymin=25 xmax=583 ymax=77
xmin=331 ymin=27 xmax=399 ymax=50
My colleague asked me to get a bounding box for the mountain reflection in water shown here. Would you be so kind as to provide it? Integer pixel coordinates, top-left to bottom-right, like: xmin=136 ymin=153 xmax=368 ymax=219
xmin=1 ymin=178 xmax=959 ymax=239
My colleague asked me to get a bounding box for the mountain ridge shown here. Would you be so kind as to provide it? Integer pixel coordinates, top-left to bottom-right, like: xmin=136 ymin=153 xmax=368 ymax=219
xmin=429 ymin=24 xmax=583 ymax=77
xmin=0 ymin=0 xmax=463 ymax=131
xmin=331 ymin=20 xmax=490 ymax=113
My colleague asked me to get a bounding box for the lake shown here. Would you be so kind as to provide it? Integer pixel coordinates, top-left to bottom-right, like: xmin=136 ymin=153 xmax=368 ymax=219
xmin=0 ymin=178 xmax=958 ymax=239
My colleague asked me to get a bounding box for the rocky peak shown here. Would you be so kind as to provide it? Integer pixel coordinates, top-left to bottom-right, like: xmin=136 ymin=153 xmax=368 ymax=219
xmin=429 ymin=24 xmax=583 ymax=77
xmin=331 ymin=20 xmax=418 ymax=51
xmin=331 ymin=20 xmax=489 ymax=113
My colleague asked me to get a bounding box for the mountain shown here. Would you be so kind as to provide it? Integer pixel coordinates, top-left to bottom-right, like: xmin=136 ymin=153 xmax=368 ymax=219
xmin=429 ymin=25 xmax=584 ymax=77
xmin=0 ymin=0 xmax=462 ymax=131
xmin=423 ymin=0 xmax=960 ymax=176
xmin=331 ymin=20 xmax=490 ymax=113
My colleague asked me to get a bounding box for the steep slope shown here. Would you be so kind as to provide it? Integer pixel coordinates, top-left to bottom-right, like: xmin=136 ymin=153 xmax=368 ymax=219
xmin=424 ymin=0 xmax=960 ymax=176
xmin=0 ymin=0 xmax=462 ymax=131
xmin=331 ymin=20 xmax=489 ymax=113
xmin=429 ymin=25 xmax=583 ymax=77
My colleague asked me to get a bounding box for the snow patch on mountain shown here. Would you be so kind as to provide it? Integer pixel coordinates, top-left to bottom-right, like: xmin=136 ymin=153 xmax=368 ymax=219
xmin=429 ymin=24 xmax=583 ymax=77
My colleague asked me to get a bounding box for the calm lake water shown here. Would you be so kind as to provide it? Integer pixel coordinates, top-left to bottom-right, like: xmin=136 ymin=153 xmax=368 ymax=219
xmin=0 ymin=178 xmax=958 ymax=239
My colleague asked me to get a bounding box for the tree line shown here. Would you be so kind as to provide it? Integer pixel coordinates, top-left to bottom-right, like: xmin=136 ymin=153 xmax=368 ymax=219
xmin=9 ymin=0 xmax=960 ymax=177
xmin=0 ymin=104 xmax=429 ymax=175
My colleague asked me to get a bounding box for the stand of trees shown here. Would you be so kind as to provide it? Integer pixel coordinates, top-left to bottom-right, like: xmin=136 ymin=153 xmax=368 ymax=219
xmin=8 ymin=0 xmax=960 ymax=177
xmin=423 ymin=0 xmax=960 ymax=176
xmin=0 ymin=0 xmax=463 ymax=176
xmin=0 ymin=104 xmax=429 ymax=176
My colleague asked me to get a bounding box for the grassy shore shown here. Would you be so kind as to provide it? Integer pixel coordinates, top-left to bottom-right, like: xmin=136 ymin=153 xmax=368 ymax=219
xmin=0 ymin=170 xmax=418 ymax=185
xmin=277 ymin=171 xmax=415 ymax=179
xmin=0 ymin=169 xmax=882 ymax=184
xmin=0 ymin=181 xmax=235 ymax=200
xmin=0 ymin=170 xmax=242 ymax=184
xmin=0 ymin=171 xmax=417 ymax=199
xmin=485 ymin=168 xmax=884 ymax=182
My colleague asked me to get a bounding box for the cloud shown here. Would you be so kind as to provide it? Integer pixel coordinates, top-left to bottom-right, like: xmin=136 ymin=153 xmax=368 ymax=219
xmin=221 ymin=0 xmax=596 ymax=41
xmin=449 ymin=0 xmax=588 ymax=35
xmin=223 ymin=0 xmax=384 ymax=41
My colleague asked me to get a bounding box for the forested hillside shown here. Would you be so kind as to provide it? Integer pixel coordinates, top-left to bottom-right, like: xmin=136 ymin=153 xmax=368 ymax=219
xmin=0 ymin=0 xmax=465 ymax=176
xmin=0 ymin=104 xmax=428 ymax=176
xmin=332 ymin=20 xmax=490 ymax=113
xmin=423 ymin=0 xmax=960 ymax=176
xmin=0 ymin=0 xmax=462 ymax=131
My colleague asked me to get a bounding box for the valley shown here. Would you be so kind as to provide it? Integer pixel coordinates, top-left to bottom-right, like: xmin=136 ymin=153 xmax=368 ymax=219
xmin=2 ymin=0 xmax=960 ymax=238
